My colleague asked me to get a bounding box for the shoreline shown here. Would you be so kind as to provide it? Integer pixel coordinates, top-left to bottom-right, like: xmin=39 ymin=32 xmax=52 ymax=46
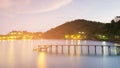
xmin=0 ymin=38 xmax=119 ymax=44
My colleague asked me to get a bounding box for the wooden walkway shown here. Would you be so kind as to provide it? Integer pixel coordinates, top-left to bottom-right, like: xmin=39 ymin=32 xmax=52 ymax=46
xmin=37 ymin=45 xmax=120 ymax=56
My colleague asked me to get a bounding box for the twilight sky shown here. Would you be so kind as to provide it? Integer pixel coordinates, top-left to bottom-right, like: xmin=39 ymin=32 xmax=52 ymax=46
xmin=0 ymin=0 xmax=120 ymax=34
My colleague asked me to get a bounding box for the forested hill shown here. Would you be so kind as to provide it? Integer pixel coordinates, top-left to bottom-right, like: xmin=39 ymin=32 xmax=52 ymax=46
xmin=42 ymin=19 xmax=105 ymax=39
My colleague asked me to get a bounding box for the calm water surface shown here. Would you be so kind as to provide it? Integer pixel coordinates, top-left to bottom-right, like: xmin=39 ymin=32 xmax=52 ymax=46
xmin=0 ymin=40 xmax=120 ymax=68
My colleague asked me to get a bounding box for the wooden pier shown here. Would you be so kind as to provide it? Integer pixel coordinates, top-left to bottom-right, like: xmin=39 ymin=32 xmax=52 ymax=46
xmin=37 ymin=45 xmax=120 ymax=56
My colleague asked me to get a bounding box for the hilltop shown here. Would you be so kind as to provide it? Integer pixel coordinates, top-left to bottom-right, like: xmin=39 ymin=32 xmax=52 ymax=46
xmin=42 ymin=19 xmax=105 ymax=40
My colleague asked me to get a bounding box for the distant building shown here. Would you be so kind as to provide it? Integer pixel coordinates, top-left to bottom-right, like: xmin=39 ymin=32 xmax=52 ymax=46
xmin=114 ymin=16 xmax=120 ymax=22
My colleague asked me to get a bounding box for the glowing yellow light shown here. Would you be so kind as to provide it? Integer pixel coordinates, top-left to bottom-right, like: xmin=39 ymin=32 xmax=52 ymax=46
xmin=65 ymin=35 xmax=69 ymax=39
xmin=78 ymin=32 xmax=85 ymax=34
xmin=8 ymin=41 xmax=15 ymax=67
xmin=102 ymin=36 xmax=105 ymax=38
xmin=10 ymin=36 xmax=14 ymax=39
xmin=71 ymin=35 xmax=74 ymax=38
xmin=38 ymin=52 xmax=46 ymax=68
xmin=82 ymin=32 xmax=85 ymax=34
xmin=2 ymin=37 xmax=6 ymax=39
xmin=78 ymin=32 xmax=81 ymax=34
xmin=73 ymin=37 xmax=77 ymax=40
xmin=76 ymin=35 xmax=81 ymax=39
xmin=23 ymin=36 xmax=26 ymax=39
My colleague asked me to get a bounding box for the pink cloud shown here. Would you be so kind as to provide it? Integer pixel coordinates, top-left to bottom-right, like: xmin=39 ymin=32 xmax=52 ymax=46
xmin=0 ymin=0 xmax=72 ymax=14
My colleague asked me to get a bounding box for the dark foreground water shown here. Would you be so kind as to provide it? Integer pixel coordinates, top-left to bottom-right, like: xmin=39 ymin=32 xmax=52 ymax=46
xmin=0 ymin=40 xmax=120 ymax=68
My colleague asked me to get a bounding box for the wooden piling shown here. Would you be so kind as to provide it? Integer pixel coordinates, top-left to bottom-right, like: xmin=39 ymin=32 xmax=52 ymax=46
xmin=50 ymin=45 xmax=52 ymax=53
xmin=74 ymin=45 xmax=76 ymax=55
xmin=95 ymin=46 xmax=96 ymax=55
xmin=101 ymin=46 xmax=104 ymax=55
xmin=38 ymin=45 xmax=41 ymax=51
xmin=56 ymin=45 xmax=58 ymax=54
xmin=88 ymin=46 xmax=90 ymax=54
xmin=108 ymin=46 xmax=111 ymax=55
xmin=81 ymin=45 xmax=83 ymax=55
xmin=116 ymin=46 xmax=120 ymax=55
xmin=61 ymin=45 xmax=64 ymax=54
xmin=45 ymin=45 xmax=47 ymax=52
xmin=68 ymin=45 xmax=70 ymax=54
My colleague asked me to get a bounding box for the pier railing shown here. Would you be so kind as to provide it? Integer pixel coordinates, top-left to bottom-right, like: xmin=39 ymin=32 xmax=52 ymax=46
xmin=37 ymin=45 xmax=120 ymax=56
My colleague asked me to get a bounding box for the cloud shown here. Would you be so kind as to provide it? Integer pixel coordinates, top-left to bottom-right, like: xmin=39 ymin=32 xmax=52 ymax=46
xmin=0 ymin=0 xmax=72 ymax=14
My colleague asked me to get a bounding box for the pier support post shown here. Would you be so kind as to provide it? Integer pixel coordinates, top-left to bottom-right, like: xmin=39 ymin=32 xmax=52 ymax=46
xmin=81 ymin=45 xmax=83 ymax=55
xmin=88 ymin=46 xmax=90 ymax=55
xmin=108 ymin=46 xmax=111 ymax=55
xmin=74 ymin=45 xmax=76 ymax=55
xmin=68 ymin=45 xmax=70 ymax=54
xmin=38 ymin=45 xmax=41 ymax=51
xmin=56 ymin=45 xmax=58 ymax=54
xmin=101 ymin=46 xmax=104 ymax=55
xmin=50 ymin=45 xmax=52 ymax=53
xmin=95 ymin=46 xmax=96 ymax=55
xmin=61 ymin=45 xmax=64 ymax=54
xmin=116 ymin=46 xmax=120 ymax=55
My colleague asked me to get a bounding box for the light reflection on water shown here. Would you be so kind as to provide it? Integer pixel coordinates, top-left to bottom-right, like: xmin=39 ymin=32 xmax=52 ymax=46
xmin=38 ymin=52 xmax=46 ymax=68
xmin=0 ymin=40 xmax=120 ymax=68
xmin=8 ymin=40 xmax=15 ymax=68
